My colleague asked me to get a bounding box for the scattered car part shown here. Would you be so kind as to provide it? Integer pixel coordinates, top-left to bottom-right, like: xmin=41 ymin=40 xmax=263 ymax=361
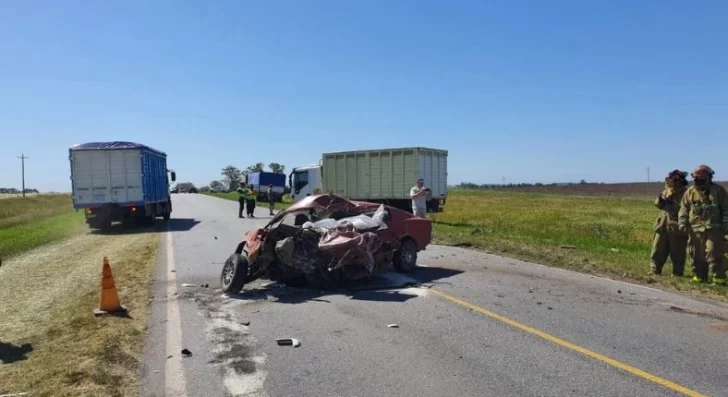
xmin=276 ymin=338 xmax=301 ymax=347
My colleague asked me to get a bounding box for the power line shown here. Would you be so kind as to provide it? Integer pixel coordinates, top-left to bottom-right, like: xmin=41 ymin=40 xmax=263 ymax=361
xmin=17 ymin=154 xmax=29 ymax=197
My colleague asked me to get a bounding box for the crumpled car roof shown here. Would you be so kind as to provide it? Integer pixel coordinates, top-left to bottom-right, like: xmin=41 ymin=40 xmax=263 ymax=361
xmin=285 ymin=194 xmax=381 ymax=213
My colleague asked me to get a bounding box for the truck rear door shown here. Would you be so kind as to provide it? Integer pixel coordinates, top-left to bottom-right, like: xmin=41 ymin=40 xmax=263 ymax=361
xmin=71 ymin=149 xmax=144 ymax=206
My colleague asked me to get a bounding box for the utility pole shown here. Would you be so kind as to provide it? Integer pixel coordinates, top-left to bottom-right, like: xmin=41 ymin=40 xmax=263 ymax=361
xmin=18 ymin=154 xmax=29 ymax=197
xmin=647 ymin=167 xmax=650 ymax=183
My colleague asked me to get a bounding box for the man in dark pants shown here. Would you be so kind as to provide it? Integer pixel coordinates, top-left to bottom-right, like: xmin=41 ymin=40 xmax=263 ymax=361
xmin=246 ymin=184 xmax=257 ymax=218
xmin=266 ymin=184 xmax=275 ymax=216
xmin=237 ymin=186 xmax=247 ymax=218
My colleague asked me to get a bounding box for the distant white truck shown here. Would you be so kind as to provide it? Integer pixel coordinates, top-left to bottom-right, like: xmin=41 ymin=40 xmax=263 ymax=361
xmin=289 ymin=147 xmax=448 ymax=213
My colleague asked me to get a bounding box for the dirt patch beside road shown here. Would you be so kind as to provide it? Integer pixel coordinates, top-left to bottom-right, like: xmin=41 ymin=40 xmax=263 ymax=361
xmin=0 ymin=229 xmax=160 ymax=397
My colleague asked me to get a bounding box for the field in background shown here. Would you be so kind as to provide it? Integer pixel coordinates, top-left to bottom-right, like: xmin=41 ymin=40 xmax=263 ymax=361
xmin=478 ymin=181 xmax=728 ymax=197
xmin=432 ymin=188 xmax=727 ymax=301
xmin=0 ymin=194 xmax=85 ymax=259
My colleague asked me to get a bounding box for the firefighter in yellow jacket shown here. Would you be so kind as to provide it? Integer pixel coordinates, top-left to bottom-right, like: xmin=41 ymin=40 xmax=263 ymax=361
xmin=650 ymin=170 xmax=689 ymax=276
xmin=678 ymin=164 xmax=728 ymax=286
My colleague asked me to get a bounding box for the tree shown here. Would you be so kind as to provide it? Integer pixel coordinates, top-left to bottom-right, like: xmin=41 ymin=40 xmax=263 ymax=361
xmin=210 ymin=180 xmax=224 ymax=189
xmin=268 ymin=162 xmax=286 ymax=174
xmin=221 ymin=165 xmax=243 ymax=190
xmin=246 ymin=163 xmax=265 ymax=173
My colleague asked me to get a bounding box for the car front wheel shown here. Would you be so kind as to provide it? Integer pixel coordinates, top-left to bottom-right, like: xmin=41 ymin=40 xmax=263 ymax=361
xmin=393 ymin=238 xmax=418 ymax=273
xmin=221 ymin=253 xmax=249 ymax=293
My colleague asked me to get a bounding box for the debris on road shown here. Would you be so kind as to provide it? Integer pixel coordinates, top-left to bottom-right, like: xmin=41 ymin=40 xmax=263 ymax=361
xmin=241 ymin=321 xmax=251 ymax=326
xmin=276 ymin=338 xmax=301 ymax=347
xmin=387 ymin=324 xmax=399 ymax=328
xmin=181 ymin=348 xmax=192 ymax=357
xmin=182 ymin=283 xmax=196 ymax=287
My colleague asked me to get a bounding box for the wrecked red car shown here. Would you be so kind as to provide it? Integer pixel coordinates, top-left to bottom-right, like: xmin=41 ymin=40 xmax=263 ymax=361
xmin=220 ymin=194 xmax=432 ymax=293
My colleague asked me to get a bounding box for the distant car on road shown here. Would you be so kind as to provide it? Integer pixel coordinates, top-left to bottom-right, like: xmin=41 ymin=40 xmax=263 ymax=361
xmin=220 ymin=194 xmax=433 ymax=293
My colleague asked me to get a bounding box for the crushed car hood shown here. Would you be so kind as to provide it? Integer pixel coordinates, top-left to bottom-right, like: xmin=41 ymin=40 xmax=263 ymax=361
xmin=285 ymin=194 xmax=381 ymax=213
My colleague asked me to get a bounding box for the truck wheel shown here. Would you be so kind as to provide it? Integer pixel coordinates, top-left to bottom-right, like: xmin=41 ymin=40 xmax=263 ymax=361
xmin=221 ymin=253 xmax=249 ymax=293
xmin=393 ymin=238 xmax=418 ymax=273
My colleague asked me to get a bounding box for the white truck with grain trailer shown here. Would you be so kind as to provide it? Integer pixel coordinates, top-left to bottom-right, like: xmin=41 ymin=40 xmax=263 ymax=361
xmin=289 ymin=147 xmax=448 ymax=213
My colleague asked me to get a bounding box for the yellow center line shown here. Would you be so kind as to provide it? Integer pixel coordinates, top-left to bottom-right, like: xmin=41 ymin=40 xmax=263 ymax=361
xmin=426 ymin=287 xmax=707 ymax=397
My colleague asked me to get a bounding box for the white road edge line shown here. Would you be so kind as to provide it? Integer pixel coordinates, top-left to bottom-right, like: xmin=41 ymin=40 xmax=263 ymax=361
xmin=165 ymin=228 xmax=188 ymax=396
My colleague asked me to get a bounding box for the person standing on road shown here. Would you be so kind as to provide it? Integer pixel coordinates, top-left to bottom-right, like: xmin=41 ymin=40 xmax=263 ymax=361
xmin=246 ymin=184 xmax=257 ymax=218
xmin=237 ymin=186 xmax=247 ymax=218
xmin=266 ymin=184 xmax=275 ymax=216
xmin=678 ymin=164 xmax=728 ymax=286
xmin=650 ymin=170 xmax=689 ymax=276
xmin=410 ymin=178 xmax=429 ymax=218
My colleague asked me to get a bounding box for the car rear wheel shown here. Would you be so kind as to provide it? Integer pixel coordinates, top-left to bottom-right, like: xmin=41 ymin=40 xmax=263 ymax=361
xmin=393 ymin=238 xmax=417 ymax=273
xmin=221 ymin=253 xmax=249 ymax=293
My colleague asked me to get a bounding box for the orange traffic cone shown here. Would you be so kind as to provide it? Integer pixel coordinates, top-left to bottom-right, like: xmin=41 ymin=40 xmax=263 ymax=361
xmin=93 ymin=257 xmax=128 ymax=316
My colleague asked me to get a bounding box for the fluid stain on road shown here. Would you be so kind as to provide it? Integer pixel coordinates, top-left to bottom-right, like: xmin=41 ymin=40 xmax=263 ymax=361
xmin=182 ymin=288 xmax=269 ymax=396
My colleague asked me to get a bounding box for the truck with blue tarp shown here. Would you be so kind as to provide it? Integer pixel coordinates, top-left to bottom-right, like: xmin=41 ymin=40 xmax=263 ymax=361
xmin=244 ymin=172 xmax=286 ymax=202
xmin=69 ymin=141 xmax=176 ymax=229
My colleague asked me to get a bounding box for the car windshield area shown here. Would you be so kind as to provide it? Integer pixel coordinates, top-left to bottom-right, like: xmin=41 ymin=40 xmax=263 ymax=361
xmin=270 ymin=205 xmax=389 ymax=231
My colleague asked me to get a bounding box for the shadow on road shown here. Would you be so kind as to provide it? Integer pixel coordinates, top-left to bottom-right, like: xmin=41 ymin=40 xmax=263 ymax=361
xmin=0 ymin=341 xmax=33 ymax=364
xmin=227 ymin=265 xmax=463 ymax=305
xmin=90 ymin=218 xmax=200 ymax=235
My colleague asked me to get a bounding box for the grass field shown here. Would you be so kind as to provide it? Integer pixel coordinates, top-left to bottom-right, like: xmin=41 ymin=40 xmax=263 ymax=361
xmin=431 ymin=188 xmax=727 ymax=301
xmin=0 ymin=230 xmax=160 ymax=396
xmin=480 ymin=181 xmax=728 ymax=197
xmin=0 ymin=194 xmax=86 ymax=259
xmin=0 ymin=193 xmax=162 ymax=396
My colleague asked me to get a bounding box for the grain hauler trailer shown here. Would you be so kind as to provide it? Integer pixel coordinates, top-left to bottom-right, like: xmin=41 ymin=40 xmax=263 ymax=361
xmin=69 ymin=141 xmax=176 ymax=229
xmin=290 ymin=147 xmax=448 ymax=213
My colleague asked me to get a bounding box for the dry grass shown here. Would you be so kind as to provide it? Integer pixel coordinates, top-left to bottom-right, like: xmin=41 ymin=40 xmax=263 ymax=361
xmin=0 ymin=194 xmax=85 ymax=259
xmin=0 ymin=229 xmax=160 ymax=397
xmin=431 ymin=189 xmax=728 ymax=302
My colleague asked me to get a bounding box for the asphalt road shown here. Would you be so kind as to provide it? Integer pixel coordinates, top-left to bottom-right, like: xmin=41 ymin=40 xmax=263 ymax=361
xmin=140 ymin=193 xmax=728 ymax=397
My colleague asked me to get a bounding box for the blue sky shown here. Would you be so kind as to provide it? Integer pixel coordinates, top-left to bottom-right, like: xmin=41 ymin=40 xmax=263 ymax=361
xmin=1 ymin=0 xmax=726 ymax=192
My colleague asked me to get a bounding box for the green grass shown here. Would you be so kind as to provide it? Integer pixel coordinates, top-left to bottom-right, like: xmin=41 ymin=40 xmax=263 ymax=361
xmin=0 ymin=194 xmax=85 ymax=259
xmin=202 ymin=191 xmax=293 ymax=210
xmin=431 ymin=189 xmax=728 ymax=301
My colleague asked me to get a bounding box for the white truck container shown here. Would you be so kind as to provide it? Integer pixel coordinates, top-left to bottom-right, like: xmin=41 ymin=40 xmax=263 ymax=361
xmin=290 ymin=147 xmax=448 ymax=213
xmin=69 ymin=141 xmax=176 ymax=229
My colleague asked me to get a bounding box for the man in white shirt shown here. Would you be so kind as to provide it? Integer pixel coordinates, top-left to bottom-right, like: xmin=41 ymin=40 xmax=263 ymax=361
xmin=410 ymin=178 xmax=428 ymax=218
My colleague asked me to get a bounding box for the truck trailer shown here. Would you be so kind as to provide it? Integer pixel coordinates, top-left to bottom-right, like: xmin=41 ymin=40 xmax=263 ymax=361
xmin=69 ymin=141 xmax=176 ymax=230
xmin=244 ymin=172 xmax=286 ymax=202
xmin=289 ymin=147 xmax=448 ymax=213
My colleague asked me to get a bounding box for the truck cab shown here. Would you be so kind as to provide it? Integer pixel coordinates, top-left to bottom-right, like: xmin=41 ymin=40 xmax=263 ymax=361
xmin=288 ymin=164 xmax=323 ymax=203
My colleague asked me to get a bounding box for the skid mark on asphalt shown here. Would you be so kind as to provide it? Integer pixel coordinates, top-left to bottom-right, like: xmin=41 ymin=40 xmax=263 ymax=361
xmin=426 ymin=287 xmax=708 ymax=397
xmin=204 ymin=296 xmax=268 ymax=397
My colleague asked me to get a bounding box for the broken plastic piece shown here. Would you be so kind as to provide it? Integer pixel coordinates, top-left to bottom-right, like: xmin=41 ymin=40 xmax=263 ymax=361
xmin=181 ymin=283 xmax=196 ymax=287
xmin=387 ymin=324 xmax=399 ymax=328
xmin=276 ymin=338 xmax=301 ymax=347
xmin=181 ymin=348 xmax=192 ymax=357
